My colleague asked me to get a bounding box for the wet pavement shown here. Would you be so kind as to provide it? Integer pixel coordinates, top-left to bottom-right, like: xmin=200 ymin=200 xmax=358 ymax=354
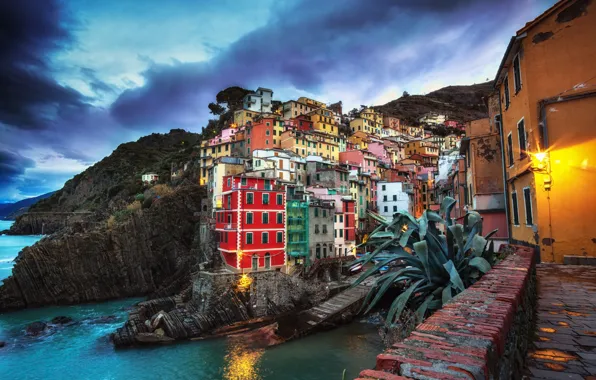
xmin=525 ymin=264 xmax=596 ymax=379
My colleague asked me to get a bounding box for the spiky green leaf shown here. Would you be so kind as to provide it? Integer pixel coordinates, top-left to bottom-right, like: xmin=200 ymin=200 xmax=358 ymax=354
xmin=443 ymin=260 xmax=465 ymax=292
xmin=386 ymin=279 xmax=424 ymax=327
xmin=442 ymin=284 xmax=453 ymax=305
xmin=469 ymin=257 xmax=491 ymax=273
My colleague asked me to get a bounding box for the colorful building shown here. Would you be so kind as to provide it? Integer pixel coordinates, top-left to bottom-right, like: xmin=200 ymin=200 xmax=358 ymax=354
xmin=215 ymin=176 xmax=286 ymax=272
xmin=246 ymin=117 xmax=284 ymax=155
xmin=307 ymin=108 xmax=338 ymax=136
xmin=282 ymin=100 xmax=317 ymax=120
xmin=494 ymin=0 xmax=596 ymax=263
xmin=286 ymin=199 xmax=309 ymax=266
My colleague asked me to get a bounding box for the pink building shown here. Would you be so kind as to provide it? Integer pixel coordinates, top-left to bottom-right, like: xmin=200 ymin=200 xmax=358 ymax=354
xmin=339 ymin=150 xmax=377 ymax=175
xmin=367 ymin=141 xmax=391 ymax=166
xmin=209 ymin=126 xmax=240 ymax=145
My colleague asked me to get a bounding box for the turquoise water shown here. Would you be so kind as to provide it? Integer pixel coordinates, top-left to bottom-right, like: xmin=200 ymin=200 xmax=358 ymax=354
xmin=0 ymin=224 xmax=382 ymax=380
xmin=0 ymin=221 xmax=43 ymax=284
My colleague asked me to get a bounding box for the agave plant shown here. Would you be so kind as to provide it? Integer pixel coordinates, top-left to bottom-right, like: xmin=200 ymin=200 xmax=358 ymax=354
xmin=349 ymin=196 xmax=498 ymax=328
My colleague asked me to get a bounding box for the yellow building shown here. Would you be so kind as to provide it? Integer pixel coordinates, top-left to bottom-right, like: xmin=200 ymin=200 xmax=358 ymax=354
xmin=404 ymin=140 xmax=440 ymax=157
xmin=348 ymin=131 xmax=368 ymax=150
xmin=403 ymin=125 xmax=424 ymax=138
xmin=282 ymin=100 xmax=317 ymax=120
xmin=297 ymin=97 xmax=326 ymax=108
xmin=307 ymin=108 xmax=338 ymax=136
xmin=233 ymin=109 xmax=259 ymax=126
xmin=494 ymin=0 xmax=596 ymax=263
xmin=280 ymin=130 xmax=318 ymax=158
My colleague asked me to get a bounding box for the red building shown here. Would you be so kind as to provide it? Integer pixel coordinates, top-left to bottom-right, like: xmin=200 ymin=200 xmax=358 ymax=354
xmin=343 ymin=198 xmax=356 ymax=243
xmin=216 ymin=175 xmax=286 ymax=272
xmin=285 ymin=115 xmax=313 ymax=132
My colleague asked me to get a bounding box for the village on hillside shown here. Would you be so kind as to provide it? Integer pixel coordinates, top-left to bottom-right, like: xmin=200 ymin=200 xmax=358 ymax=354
xmin=146 ymin=0 xmax=596 ymax=276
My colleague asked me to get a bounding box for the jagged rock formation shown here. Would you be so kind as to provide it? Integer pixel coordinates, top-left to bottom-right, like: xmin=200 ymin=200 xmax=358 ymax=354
xmin=0 ymin=185 xmax=206 ymax=311
xmin=374 ymin=81 xmax=493 ymax=124
xmin=5 ymin=212 xmax=94 ymax=235
xmin=112 ymin=270 xmax=330 ymax=347
xmin=0 ymin=191 xmax=55 ymax=220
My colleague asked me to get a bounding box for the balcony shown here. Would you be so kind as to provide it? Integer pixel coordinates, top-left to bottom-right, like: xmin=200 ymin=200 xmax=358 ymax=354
xmin=223 ymin=223 xmax=237 ymax=230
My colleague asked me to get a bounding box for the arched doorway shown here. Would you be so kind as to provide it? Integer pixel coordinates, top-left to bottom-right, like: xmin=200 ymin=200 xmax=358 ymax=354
xmin=252 ymin=255 xmax=259 ymax=271
xmin=265 ymin=253 xmax=271 ymax=269
xmin=316 ymin=244 xmax=321 ymax=259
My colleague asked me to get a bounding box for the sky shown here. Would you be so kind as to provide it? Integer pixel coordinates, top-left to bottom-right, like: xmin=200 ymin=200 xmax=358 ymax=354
xmin=0 ymin=0 xmax=556 ymax=203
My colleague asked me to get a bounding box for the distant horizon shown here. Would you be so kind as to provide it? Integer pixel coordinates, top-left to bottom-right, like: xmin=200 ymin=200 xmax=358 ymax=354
xmin=0 ymin=0 xmax=557 ymax=202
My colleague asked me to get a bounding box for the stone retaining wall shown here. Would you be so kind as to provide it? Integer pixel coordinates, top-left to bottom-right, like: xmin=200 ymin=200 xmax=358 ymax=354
xmin=357 ymin=245 xmax=537 ymax=380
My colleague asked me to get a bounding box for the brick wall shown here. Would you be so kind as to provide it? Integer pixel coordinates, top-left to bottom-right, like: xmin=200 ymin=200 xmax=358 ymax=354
xmin=357 ymin=245 xmax=536 ymax=380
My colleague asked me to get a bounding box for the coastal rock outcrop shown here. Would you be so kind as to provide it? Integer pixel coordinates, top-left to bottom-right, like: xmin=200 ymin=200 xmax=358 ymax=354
xmin=26 ymin=321 xmax=48 ymax=336
xmin=0 ymin=185 xmax=207 ymax=312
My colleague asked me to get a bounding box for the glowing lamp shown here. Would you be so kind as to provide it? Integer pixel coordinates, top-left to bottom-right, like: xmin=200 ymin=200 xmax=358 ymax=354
xmin=534 ymin=152 xmax=547 ymax=163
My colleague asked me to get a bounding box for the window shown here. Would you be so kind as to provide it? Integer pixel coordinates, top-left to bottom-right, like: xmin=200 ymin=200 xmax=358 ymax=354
xmin=393 ymin=195 xmax=397 ymax=201
xmin=277 ymin=232 xmax=283 ymax=243
xmin=322 ymin=225 xmax=328 ymax=234
xmin=384 ymin=206 xmax=388 ymax=212
xmin=277 ymin=212 xmax=283 ymax=224
xmin=227 ymin=178 xmax=232 ymax=188
xmin=316 ymin=244 xmax=321 ymax=259
xmin=315 ymin=224 xmax=320 ymax=234
xmin=246 ymin=192 xmax=254 ymax=204
xmin=266 ymin=130 xmax=270 ymax=136
xmin=393 ymin=206 xmax=397 ymax=212
xmin=511 ymin=191 xmax=520 ymax=226
xmin=523 ymin=187 xmax=533 ymax=226
xmin=277 ymin=194 xmax=283 ymax=205
xmin=246 ymin=212 xmax=253 ymax=224
xmin=513 ymin=54 xmax=522 ymax=93
xmin=339 ymin=215 xmax=343 ymax=223
xmin=262 ymin=232 xmax=269 ymax=244
xmin=383 ymin=195 xmax=387 ymax=201
xmin=503 ymin=75 xmax=510 ymax=109
xmin=314 ymin=208 xmax=319 ymax=217
xmin=262 ymin=212 xmax=269 ymax=224
xmin=262 ymin=193 xmax=270 ymax=205
xmin=339 ymin=229 xmax=343 ymax=238
xmin=517 ymin=118 xmax=527 ymax=159
xmin=507 ymin=132 xmax=514 ymax=166
xmin=322 ymin=209 xmax=327 ymax=218
xmin=241 ymin=178 xmax=247 ymax=186
xmin=246 ymin=232 xmax=253 ymax=244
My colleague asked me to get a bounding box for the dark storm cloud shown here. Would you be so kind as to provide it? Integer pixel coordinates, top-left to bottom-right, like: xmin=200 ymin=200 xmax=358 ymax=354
xmin=110 ymin=0 xmax=518 ymax=127
xmin=0 ymin=150 xmax=35 ymax=186
xmin=0 ymin=0 xmax=90 ymax=130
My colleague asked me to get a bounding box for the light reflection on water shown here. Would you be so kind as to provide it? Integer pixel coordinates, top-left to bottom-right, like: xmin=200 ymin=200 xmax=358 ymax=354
xmin=223 ymin=340 xmax=265 ymax=380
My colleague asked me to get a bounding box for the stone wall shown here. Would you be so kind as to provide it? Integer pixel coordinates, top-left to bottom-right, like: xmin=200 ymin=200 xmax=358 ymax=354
xmin=357 ymin=245 xmax=537 ymax=380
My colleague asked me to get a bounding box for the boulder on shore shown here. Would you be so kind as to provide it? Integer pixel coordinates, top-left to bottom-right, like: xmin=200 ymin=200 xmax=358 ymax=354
xmin=26 ymin=321 xmax=47 ymax=336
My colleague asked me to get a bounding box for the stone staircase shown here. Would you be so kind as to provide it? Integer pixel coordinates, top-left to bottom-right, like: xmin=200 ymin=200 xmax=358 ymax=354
xmin=299 ymin=278 xmax=376 ymax=329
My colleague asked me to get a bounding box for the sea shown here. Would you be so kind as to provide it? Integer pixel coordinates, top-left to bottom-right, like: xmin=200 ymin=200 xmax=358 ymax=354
xmin=0 ymin=220 xmax=382 ymax=380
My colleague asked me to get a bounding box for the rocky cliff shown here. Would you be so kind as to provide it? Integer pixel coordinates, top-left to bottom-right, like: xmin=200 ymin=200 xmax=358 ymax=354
xmin=0 ymin=185 xmax=207 ymax=311
xmin=6 ymin=130 xmax=201 ymax=236
xmin=374 ymin=81 xmax=494 ymax=124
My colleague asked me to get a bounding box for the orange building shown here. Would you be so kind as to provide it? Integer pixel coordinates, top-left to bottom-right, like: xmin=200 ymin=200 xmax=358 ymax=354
xmin=459 ymin=118 xmax=508 ymax=247
xmin=246 ymin=117 xmax=283 ymax=155
xmin=494 ymin=0 xmax=596 ymax=263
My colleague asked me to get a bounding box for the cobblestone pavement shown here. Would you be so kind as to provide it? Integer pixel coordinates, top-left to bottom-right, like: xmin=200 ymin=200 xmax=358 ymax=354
xmin=525 ymin=264 xmax=596 ymax=380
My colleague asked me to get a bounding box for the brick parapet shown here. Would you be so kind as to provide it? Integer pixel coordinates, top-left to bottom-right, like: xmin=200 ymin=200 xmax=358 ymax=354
xmin=356 ymin=245 xmax=536 ymax=380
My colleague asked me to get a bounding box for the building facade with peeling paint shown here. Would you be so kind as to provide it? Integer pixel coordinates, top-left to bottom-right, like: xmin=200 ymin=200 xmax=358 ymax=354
xmin=494 ymin=0 xmax=596 ymax=263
